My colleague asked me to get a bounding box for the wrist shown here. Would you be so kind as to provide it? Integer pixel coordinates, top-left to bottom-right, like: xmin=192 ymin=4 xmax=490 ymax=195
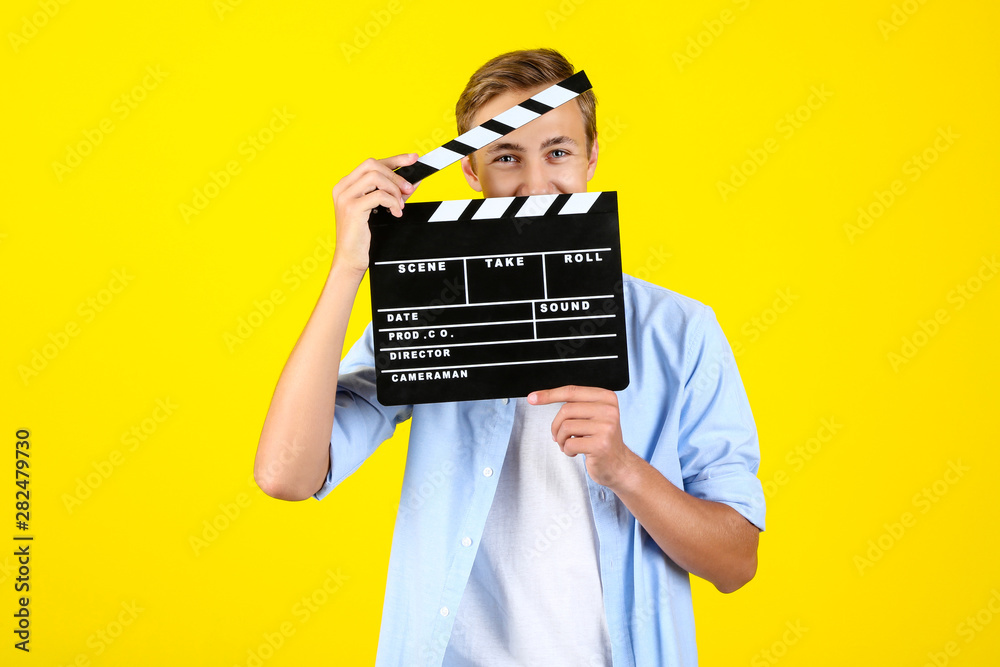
xmin=329 ymin=255 xmax=368 ymax=284
xmin=607 ymin=448 xmax=646 ymax=497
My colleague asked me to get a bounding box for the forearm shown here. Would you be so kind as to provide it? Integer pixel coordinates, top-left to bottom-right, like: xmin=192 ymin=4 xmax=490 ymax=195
xmin=254 ymin=263 xmax=365 ymax=501
xmin=611 ymin=451 xmax=759 ymax=593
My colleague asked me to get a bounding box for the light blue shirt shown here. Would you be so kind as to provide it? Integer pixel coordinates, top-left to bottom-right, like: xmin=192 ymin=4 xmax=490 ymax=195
xmin=315 ymin=274 xmax=766 ymax=666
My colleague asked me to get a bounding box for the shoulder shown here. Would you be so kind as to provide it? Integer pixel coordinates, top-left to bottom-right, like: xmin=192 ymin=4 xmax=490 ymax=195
xmin=621 ymin=273 xmax=716 ymax=340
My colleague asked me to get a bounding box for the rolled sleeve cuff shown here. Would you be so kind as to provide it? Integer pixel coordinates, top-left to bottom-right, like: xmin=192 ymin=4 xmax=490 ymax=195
xmin=685 ymin=465 xmax=766 ymax=531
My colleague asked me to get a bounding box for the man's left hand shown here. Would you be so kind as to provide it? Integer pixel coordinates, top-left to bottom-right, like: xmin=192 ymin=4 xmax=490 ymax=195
xmin=527 ymin=385 xmax=639 ymax=489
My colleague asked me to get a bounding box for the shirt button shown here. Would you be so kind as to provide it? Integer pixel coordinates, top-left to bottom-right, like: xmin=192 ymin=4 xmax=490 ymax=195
xmin=461 ymin=537 xmax=472 ymax=547
xmin=440 ymin=607 xmax=450 ymax=617
xmin=502 ymin=398 xmax=509 ymax=405
xmin=483 ymin=467 xmax=493 ymax=477
xmin=599 ymin=490 xmax=607 ymax=501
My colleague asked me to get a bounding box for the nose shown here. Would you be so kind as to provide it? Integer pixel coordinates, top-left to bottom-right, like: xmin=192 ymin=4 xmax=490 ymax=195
xmin=519 ymin=160 xmax=556 ymax=196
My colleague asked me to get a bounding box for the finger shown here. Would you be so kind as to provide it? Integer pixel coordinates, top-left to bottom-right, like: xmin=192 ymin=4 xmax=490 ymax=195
xmin=561 ymin=439 xmax=584 ymax=457
xmin=335 ymin=154 xmax=418 ymax=198
xmin=354 ymin=188 xmax=405 ymax=218
xmin=529 ymin=385 xmax=615 ymax=406
xmin=334 ymin=157 xmax=384 ymax=196
xmin=348 ymin=170 xmax=407 ymax=203
xmin=556 ymin=431 xmax=591 ymax=458
xmin=379 ymin=152 xmax=420 ymax=171
xmin=338 ymin=169 xmax=417 ymax=217
xmin=553 ymin=401 xmax=619 ymax=424
xmin=400 ymin=178 xmax=422 ymax=203
xmin=379 ymin=153 xmax=421 ymax=195
xmin=553 ymin=418 xmax=600 ymax=445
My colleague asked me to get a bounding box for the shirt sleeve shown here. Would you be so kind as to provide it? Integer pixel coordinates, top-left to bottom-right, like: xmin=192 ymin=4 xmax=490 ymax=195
xmin=313 ymin=324 xmax=413 ymax=500
xmin=677 ymin=305 xmax=766 ymax=530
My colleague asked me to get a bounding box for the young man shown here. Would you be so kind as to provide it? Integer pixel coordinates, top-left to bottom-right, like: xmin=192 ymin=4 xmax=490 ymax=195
xmin=254 ymin=49 xmax=765 ymax=666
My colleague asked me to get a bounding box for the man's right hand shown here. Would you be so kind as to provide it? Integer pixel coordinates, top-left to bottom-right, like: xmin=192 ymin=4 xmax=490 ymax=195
xmin=330 ymin=153 xmax=421 ymax=276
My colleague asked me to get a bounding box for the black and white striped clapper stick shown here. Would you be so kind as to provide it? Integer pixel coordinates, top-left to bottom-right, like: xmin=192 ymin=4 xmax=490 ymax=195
xmin=393 ymin=70 xmax=592 ymax=185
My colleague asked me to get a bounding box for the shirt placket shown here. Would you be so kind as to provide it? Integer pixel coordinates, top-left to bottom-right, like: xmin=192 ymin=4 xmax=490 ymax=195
xmin=589 ymin=475 xmax=637 ymax=667
xmin=425 ymin=398 xmax=516 ymax=666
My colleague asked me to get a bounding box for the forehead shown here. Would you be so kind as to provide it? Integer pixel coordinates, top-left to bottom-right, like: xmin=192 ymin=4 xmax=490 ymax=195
xmin=470 ymin=86 xmax=588 ymax=146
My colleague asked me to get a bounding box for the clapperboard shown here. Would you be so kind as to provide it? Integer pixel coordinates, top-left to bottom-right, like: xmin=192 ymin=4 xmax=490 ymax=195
xmin=368 ymin=71 xmax=629 ymax=405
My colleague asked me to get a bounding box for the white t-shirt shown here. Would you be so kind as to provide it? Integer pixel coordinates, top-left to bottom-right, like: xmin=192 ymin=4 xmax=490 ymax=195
xmin=443 ymin=398 xmax=613 ymax=666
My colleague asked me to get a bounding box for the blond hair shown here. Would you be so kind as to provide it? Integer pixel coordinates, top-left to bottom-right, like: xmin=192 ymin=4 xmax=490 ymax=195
xmin=456 ymin=49 xmax=597 ymax=158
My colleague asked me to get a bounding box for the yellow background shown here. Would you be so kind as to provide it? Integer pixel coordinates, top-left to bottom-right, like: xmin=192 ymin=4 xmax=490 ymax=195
xmin=3 ymin=0 xmax=998 ymax=664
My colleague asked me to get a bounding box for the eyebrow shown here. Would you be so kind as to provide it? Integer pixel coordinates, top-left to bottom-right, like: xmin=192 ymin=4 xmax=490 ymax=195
xmin=485 ymin=141 xmax=525 ymax=155
xmin=485 ymin=135 xmax=579 ymax=155
xmin=540 ymin=135 xmax=578 ymax=149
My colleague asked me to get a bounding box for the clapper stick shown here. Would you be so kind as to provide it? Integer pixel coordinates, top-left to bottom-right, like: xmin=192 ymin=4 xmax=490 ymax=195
xmin=380 ymin=70 xmax=592 ymax=189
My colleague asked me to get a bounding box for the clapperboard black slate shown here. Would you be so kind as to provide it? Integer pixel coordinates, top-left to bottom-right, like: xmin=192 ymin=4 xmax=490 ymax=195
xmin=368 ymin=191 xmax=629 ymax=405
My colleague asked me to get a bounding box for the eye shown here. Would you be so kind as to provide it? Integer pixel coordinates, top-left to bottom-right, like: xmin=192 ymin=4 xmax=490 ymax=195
xmin=549 ymin=149 xmax=569 ymax=158
xmin=494 ymin=155 xmax=517 ymax=163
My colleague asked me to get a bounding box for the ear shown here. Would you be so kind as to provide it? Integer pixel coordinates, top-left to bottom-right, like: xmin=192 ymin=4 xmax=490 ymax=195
xmin=461 ymin=155 xmax=483 ymax=193
xmin=586 ymin=136 xmax=599 ymax=182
